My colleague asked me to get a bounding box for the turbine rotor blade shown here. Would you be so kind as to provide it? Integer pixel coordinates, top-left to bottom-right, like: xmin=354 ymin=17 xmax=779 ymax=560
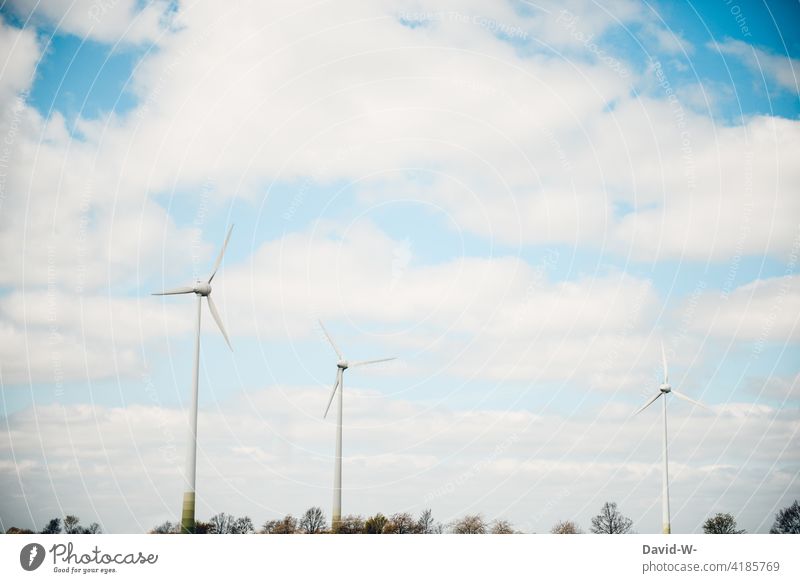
xmin=661 ymin=341 xmax=669 ymax=384
xmin=207 ymin=224 xmax=234 ymax=283
xmin=318 ymin=320 xmax=343 ymax=359
xmin=206 ymin=294 xmax=233 ymax=351
xmin=672 ymin=390 xmax=710 ymax=410
xmin=323 ymin=376 xmax=340 ymax=419
xmin=633 ymin=392 xmax=662 ymax=416
xmin=152 ymin=286 xmax=195 ymax=296
xmin=350 ymin=357 xmax=396 ymax=368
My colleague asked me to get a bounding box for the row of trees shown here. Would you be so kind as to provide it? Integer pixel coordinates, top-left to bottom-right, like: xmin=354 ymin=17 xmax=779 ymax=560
xmin=143 ymin=500 xmax=799 ymax=535
xmin=5 ymin=515 xmax=102 ymax=535
xmin=6 ymin=501 xmax=798 ymax=534
xmin=333 ymin=511 xmax=515 ymax=534
xmin=148 ymin=508 xmax=445 ymax=534
xmin=577 ymin=503 xmax=753 ymax=534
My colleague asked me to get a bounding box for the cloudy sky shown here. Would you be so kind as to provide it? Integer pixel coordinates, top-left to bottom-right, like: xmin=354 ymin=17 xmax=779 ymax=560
xmin=0 ymin=0 xmax=798 ymax=534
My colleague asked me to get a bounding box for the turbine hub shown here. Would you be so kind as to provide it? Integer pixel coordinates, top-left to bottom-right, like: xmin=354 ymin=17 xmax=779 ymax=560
xmin=660 ymin=384 xmax=671 ymax=393
xmin=337 ymin=360 xmax=348 ymax=370
xmin=193 ymin=282 xmax=211 ymax=296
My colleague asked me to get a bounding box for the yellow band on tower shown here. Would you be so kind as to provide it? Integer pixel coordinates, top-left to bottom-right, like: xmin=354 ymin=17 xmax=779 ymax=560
xmin=180 ymin=491 xmax=196 ymax=534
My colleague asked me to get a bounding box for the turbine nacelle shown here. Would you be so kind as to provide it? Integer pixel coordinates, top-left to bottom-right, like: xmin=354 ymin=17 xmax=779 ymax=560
xmin=193 ymin=282 xmax=212 ymax=296
xmin=634 ymin=341 xmax=709 ymax=416
xmin=337 ymin=360 xmax=349 ymax=370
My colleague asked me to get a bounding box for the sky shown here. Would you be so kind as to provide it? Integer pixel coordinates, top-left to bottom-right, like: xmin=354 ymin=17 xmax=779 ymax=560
xmin=0 ymin=0 xmax=798 ymax=534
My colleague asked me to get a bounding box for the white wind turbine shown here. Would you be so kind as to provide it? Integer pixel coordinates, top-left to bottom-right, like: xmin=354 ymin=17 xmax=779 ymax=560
xmin=634 ymin=342 xmax=708 ymax=534
xmin=318 ymin=320 xmax=395 ymax=531
xmin=153 ymin=225 xmax=234 ymax=534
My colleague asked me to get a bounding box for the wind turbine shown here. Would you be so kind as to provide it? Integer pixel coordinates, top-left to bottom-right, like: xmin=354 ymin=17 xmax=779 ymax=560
xmin=318 ymin=320 xmax=395 ymax=532
xmin=634 ymin=342 xmax=708 ymax=534
xmin=153 ymin=225 xmax=234 ymax=534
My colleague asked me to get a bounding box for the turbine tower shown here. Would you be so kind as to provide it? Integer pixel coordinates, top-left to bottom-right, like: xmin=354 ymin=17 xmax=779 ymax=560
xmin=318 ymin=320 xmax=395 ymax=532
xmin=634 ymin=342 xmax=708 ymax=534
xmin=153 ymin=225 xmax=234 ymax=534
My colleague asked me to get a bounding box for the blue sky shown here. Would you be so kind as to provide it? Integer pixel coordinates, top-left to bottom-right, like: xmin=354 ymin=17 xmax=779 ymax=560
xmin=0 ymin=0 xmax=798 ymax=534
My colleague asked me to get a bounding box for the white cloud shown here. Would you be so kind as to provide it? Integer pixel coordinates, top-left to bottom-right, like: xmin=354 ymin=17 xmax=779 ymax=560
xmin=527 ymin=0 xmax=643 ymax=50
xmin=0 ymin=104 xmax=204 ymax=290
xmin=3 ymin=1 xmax=796 ymax=304
xmin=0 ymin=14 xmax=207 ymax=295
xmin=8 ymin=0 xmax=172 ymax=45
xmin=0 ymin=290 xmax=192 ymax=384
xmin=78 ymin=1 xmax=634 ymax=194
xmin=60 ymin=1 xmax=795 ymax=261
xmin=746 ymin=373 xmax=800 ymax=403
xmin=713 ymin=38 xmax=799 ymax=94
xmin=650 ymin=26 xmax=693 ymax=55
xmin=687 ymin=275 xmax=800 ymax=344
xmin=0 ymin=15 xmax=38 ymax=102
xmin=0 ymin=322 xmax=140 ymax=386
xmin=210 ymin=219 xmax=668 ymax=387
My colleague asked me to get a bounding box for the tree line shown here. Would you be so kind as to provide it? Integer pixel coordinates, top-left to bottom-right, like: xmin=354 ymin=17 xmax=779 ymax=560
xmin=5 ymin=515 xmax=102 ymax=535
xmin=144 ymin=500 xmax=799 ymax=535
xmin=6 ymin=500 xmax=798 ymax=535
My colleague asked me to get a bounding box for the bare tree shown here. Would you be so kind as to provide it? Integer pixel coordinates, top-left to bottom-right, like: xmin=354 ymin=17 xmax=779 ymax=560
xmin=490 ymin=519 xmax=516 ymax=534
xmin=276 ymin=515 xmax=297 ymax=534
xmin=63 ymin=515 xmax=82 ymax=534
xmin=194 ymin=521 xmax=212 ymax=534
xmin=451 ymin=514 xmax=488 ymax=534
xmin=364 ymin=513 xmax=388 ymax=534
xmin=261 ymin=519 xmax=279 ymax=534
xmin=149 ymin=521 xmax=177 ymax=534
xmin=703 ymin=513 xmax=745 ymax=534
xmin=299 ymin=507 xmax=327 ymax=534
xmin=551 ymin=520 xmax=583 ymax=534
xmin=209 ymin=513 xmax=235 ymax=534
xmin=590 ymin=502 xmax=633 ymax=534
xmin=6 ymin=527 xmax=35 ymax=534
xmin=261 ymin=515 xmax=297 ymax=534
xmin=232 ymin=516 xmax=254 ymax=534
xmin=770 ymin=500 xmax=800 ymax=534
xmin=85 ymin=523 xmax=102 ymax=534
xmin=417 ymin=509 xmax=438 ymax=534
xmin=41 ymin=518 xmax=62 ymax=534
xmin=384 ymin=512 xmax=419 ymax=534
xmin=335 ymin=515 xmax=365 ymax=534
